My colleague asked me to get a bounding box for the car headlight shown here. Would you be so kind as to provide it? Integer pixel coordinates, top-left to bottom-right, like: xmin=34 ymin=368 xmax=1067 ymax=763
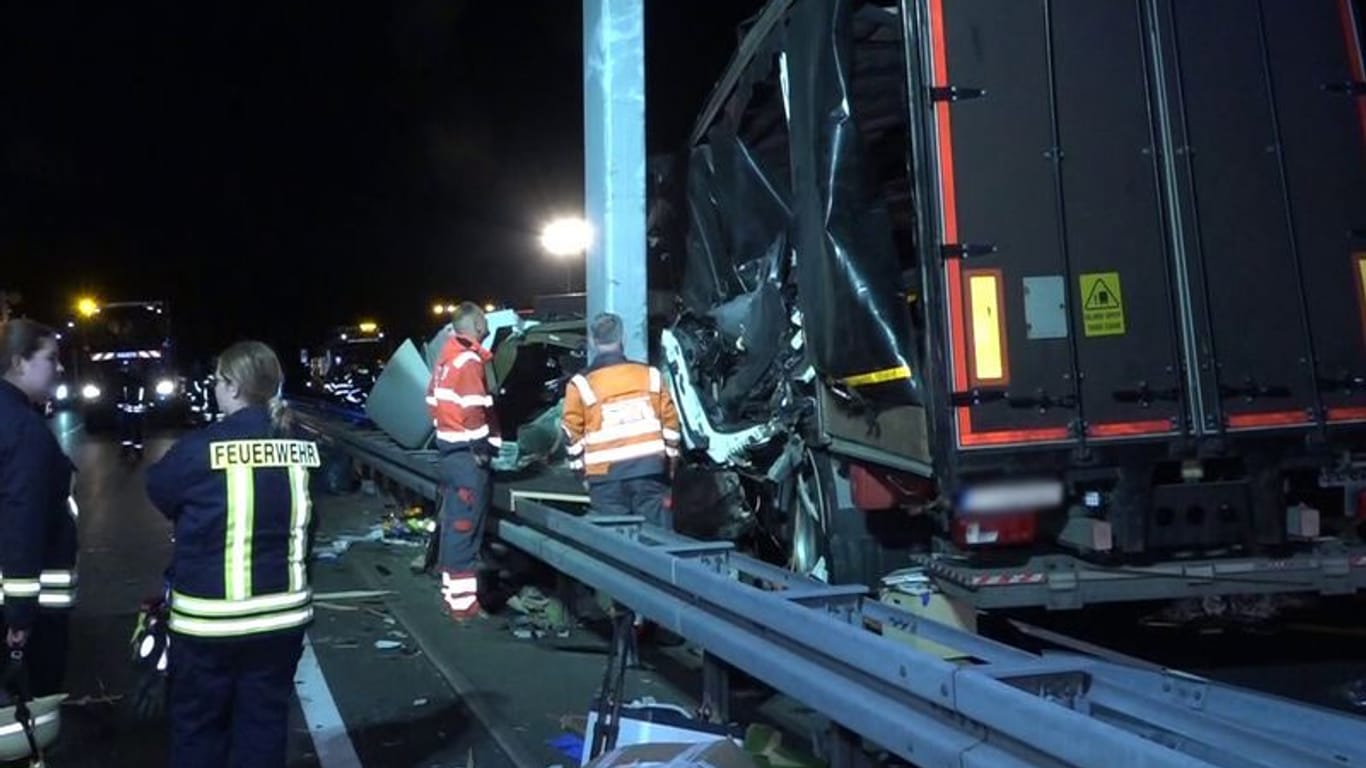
xmin=81 ymin=384 xmax=101 ymax=401
xmin=155 ymin=379 xmax=176 ymax=397
xmin=55 ymin=384 xmax=69 ymax=401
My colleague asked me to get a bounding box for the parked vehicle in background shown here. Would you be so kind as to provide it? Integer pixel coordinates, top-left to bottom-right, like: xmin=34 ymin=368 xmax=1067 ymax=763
xmin=58 ymin=299 xmax=189 ymax=429
xmin=303 ymin=321 xmax=394 ymax=409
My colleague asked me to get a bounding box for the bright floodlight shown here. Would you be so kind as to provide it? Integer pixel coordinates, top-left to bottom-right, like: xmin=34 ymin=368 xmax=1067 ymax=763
xmin=540 ymin=217 xmax=592 ymax=257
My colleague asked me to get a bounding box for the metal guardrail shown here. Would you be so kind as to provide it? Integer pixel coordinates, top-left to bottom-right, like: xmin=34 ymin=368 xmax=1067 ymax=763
xmin=294 ymin=405 xmax=1366 ymax=768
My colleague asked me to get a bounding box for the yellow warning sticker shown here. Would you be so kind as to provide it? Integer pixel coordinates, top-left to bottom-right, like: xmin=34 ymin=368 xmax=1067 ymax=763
xmin=1080 ymin=272 xmax=1125 ymax=337
xmin=842 ymin=364 xmax=913 ymax=388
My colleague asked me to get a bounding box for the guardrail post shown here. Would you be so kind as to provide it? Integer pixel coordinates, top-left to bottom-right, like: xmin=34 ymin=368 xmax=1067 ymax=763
xmin=700 ymin=652 xmax=731 ymax=724
xmin=824 ymin=723 xmax=870 ymax=768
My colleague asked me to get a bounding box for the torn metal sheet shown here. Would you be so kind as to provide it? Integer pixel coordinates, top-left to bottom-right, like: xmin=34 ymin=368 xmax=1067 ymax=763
xmin=784 ymin=0 xmax=919 ymax=403
xmin=364 ymin=340 xmax=435 ymax=450
xmin=489 ymin=320 xmax=586 ymax=455
xmin=682 ymin=0 xmax=920 ymax=405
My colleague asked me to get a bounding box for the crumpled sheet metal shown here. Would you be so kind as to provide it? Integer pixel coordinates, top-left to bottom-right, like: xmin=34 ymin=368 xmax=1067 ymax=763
xmin=364 ymin=339 xmax=435 ymax=450
xmin=681 ymin=0 xmax=920 ymax=404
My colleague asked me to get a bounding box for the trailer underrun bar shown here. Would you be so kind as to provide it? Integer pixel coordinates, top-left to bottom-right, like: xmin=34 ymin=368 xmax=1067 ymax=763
xmin=294 ymin=405 xmax=1366 ymax=768
xmin=916 ymin=550 xmax=1366 ymax=611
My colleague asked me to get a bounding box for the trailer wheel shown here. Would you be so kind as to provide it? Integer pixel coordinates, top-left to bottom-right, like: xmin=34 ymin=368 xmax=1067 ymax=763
xmin=787 ymin=448 xmax=835 ymax=581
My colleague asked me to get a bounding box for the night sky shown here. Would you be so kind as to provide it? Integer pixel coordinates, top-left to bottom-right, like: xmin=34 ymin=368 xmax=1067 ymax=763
xmin=2 ymin=1 xmax=763 ymax=362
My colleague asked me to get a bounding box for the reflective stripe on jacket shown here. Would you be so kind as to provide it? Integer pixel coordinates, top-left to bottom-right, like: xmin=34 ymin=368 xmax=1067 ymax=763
xmin=146 ymin=407 xmax=318 ymax=638
xmin=426 ymin=333 xmax=502 ymax=449
xmin=0 ymin=379 xmax=80 ymax=629
xmin=561 ymin=357 xmax=680 ymax=480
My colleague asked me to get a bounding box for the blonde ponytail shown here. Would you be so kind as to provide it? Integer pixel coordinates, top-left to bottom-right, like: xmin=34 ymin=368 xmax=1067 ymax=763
xmin=268 ymin=395 xmax=295 ymax=436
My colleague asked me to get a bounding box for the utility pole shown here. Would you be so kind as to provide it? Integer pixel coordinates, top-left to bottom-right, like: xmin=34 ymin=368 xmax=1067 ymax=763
xmin=584 ymin=0 xmax=647 ymax=360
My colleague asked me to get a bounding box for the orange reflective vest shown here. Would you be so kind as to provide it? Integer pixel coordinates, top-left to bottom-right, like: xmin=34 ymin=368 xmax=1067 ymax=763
xmin=426 ymin=333 xmax=502 ymax=448
xmin=561 ymin=358 xmax=680 ymax=480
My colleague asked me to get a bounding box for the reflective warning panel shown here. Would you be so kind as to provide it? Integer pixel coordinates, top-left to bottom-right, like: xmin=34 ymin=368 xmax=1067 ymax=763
xmin=1356 ymin=254 xmax=1366 ymax=350
xmin=1080 ymin=272 xmax=1126 ymax=337
xmin=210 ymin=440 xmax=322 ymax=470
xmin=965 ymin=269 xmax=1009 ymax=385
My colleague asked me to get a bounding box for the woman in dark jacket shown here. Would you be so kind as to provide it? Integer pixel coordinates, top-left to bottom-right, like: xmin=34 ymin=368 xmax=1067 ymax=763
xmin=0 ymin=319 xmax=79 ymax=696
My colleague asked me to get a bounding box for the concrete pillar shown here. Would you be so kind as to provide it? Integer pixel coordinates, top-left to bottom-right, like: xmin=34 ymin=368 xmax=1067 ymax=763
xmin=583 ymin=0 xmax=648 ymax=360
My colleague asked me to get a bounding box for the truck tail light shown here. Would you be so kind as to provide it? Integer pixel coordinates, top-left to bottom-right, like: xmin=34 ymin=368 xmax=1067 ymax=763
xmin=952 ymin=510 xmax=1039 ymax=548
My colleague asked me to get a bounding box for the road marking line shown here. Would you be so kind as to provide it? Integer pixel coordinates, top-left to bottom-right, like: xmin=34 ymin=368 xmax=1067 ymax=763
xmin=351 ymin=557 xmax=542 ymax=768
xmin=295 ymin=634 xmax=363 ymax=767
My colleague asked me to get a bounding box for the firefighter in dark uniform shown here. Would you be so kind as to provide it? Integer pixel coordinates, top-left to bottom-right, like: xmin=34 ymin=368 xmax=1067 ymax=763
xmin=146 ymin=341 xmax=319 ymax=768
xmin=0 ymin=319 xmax=79 ymax=697
xmin=117 ymin=359 xmax=148 ymax=454
xmin=187 ymin=362 xmax=214 ymax=424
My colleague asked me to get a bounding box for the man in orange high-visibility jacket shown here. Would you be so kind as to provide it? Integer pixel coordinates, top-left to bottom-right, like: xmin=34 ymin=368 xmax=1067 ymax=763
xmin=426 ymin=302 xmax=501 ymax=620
xmin=562 ymin=313 xmax=680 ymax=529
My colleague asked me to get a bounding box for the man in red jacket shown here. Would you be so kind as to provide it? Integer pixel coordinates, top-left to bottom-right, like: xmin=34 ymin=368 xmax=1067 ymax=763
xmin=425 ymin=302 xmax=501 ymax=620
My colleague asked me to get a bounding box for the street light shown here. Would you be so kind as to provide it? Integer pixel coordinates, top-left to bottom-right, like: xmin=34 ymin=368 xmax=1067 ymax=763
xmin=76 ymin=296 xmax=100 ymax=318
xmin=540 ymin=217 xmax=591 ymax=292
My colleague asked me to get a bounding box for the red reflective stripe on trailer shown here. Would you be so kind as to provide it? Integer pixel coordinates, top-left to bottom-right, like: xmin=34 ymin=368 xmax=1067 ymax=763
xmin=1328 ymin=406 xmax=1366 ymax=423
xmin=1228 ymin=403 xmax=1366 ymax=428
xmin=930 ymin=0 xmax=970 ymax=406
xmin=962 ymin=419 xmax=1181 ymax=445
xmin=1338 ymin=0 xmax=1366 ymax=154
xmin=1329 ymin=404 xmax=1366 ymax=423
xmin=1089 ymin=420 xmax=1178 ymax=438
xmin=958 ymin=427 xmax=1071 ymax=447
xmin=1226 ymin=410 xmax=1313 ymax=429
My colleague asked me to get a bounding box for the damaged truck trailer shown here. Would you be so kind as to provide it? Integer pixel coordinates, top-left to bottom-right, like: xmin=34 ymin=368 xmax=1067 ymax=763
xmin=658 ymin=0 xmax=1366 ymax=608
